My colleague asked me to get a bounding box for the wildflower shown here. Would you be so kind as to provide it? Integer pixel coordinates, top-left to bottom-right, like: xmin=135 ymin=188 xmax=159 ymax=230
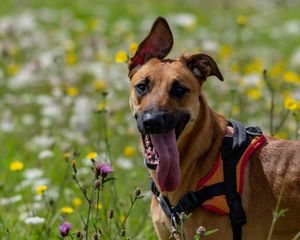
xmin=134 ymin=187 xmax=141 ymax=197
xmin=66 ymin=86 xmax=79 ymax=97
xmin=94 ymin=179 xmax=101 ymax=189
xmin=269 ymin=62 xmax=285 ymax=78
xmin=196 ymin=226 xmax=206 ymax=237
xmin=72 ymin=197 xmax=82 ymax=207
xmin=96 ymin=101 xmax=107 ymax=111
xmin=129 ymin=42 xmax=138 ymax=56
xmin=284 ymin=97 xmax=298 ymax=111
xmin=10 ymin=161 xmax=24 ymax=171
xmin=120 ymin=229 xmax=126 ymax=236
xmin=283 ymin=71 xmax=300 ymax=84
xmin=119 ymin=214 xmax=125 ymax=223
xmin=219 ymin=44 xmax=233 ymax=62
xmin=65 ymin=52 xmax=78 ymax=65
xmin=86 ymin=152 xmax=97 ymax=160
xmin=24 ymin=216 xmax=45 ymax=225
xmin=246 ymin=88 xmax=262 ymax=100
xmin=115 ymin=51 xmax=128 ymax=63
xmin=123 ymin=146 xmax=136 ymax=157
xmin=63 ymin=152 xmax=70 ymax=160
xmin=94 ymin=80 xmax=106 ymax=91
xmin=236 ymin=15 xmax=247 ymax=26
xmin=230 ymin=63 xmax=240 ymax=73
xmin=87 ymin=19 xmax=100 ymax=31
xmin=61 ymin=206 xmax=74 ymax=214
xmin=71 ymin=159 xmax=76 ymax=168
xmin=93 ymin=233 xmax=99 ymax=240
xmin=36 ymin=185 xmax=48 ymax=195
xmin=244 ymin=58 xmax=264 ymax=74
xmin=7 ymin=63 xmax=20 ymax=75
xmin=59 ymin=222 xmax=72 ymax=238
xmin=95 ymin=162 xmax=113 ymax=177
xmin=94 ymin=203 xmax=103 ymax=209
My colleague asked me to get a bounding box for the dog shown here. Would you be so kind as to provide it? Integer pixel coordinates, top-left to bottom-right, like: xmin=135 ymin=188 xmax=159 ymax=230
xmin=127 ymin=17 xmax=300 ymax=240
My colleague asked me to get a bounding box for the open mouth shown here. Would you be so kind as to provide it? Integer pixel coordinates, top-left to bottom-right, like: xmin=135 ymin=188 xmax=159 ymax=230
xmin=143 ymin=117 xmax=188 ymax=169
xmin=142 ymin=115 xmax=190 ymax=192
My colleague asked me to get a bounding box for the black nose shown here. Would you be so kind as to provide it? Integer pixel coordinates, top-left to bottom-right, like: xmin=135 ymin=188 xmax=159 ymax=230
xmin=140 ymin=110 xmax=174 ymax=134
xmin=142 ymin=112 xmax=163 ymax=131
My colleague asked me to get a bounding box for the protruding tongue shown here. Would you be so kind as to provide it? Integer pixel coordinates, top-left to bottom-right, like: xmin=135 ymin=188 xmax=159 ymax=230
xmin=150 ymin=129 xmax=180 ymax=192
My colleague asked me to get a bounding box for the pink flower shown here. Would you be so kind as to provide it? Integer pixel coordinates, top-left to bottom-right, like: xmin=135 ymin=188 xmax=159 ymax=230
xmin=95 ymin=162 xmax=113 ymax=177
xmin=59 ymin=222 xmax=72 ymax=237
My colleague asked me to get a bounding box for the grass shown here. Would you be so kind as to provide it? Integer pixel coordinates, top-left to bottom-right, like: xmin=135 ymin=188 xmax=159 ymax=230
xmin=0 ymin=0 xmax=299 ymax=239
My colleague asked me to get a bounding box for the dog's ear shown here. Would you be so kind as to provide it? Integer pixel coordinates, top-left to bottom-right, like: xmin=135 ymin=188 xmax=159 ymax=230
xmin=128 ymin=17 xmax=173 ymax=76
xmin=183 ymin=53 xmax=224 ymax=82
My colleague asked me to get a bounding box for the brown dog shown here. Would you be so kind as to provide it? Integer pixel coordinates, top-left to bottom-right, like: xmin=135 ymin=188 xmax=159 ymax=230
xmin=127 ymin=17 xmax=300 ymax=240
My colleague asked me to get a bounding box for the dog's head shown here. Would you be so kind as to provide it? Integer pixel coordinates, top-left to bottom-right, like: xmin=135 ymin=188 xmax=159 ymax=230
xmin=128 ymin=17 xmax=223 ymax=192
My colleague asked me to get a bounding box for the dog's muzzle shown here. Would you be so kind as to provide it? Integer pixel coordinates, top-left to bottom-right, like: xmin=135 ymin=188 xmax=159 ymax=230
xmin=136 ymin=108 xmax=190 ymax=192
xmin=137 ymin=108 xmax=190 ymax=137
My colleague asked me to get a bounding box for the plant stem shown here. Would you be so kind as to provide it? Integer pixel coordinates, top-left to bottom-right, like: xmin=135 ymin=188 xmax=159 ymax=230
xmin=86 ymin=187 xmax=96 ymax=240
xmin=292 ymin=232 xmax=300 ymax=240
xmin=267 ymin=178 xmax=286 ymax=240
xmin=273 ymin=110 xmax=290 ymax=136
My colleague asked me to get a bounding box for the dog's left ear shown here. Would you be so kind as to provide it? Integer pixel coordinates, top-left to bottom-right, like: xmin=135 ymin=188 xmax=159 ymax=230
xmin=182 ymin=53 xmax=224 ymax=82
xmin=128 ymin=17 xmax=173 ymax=76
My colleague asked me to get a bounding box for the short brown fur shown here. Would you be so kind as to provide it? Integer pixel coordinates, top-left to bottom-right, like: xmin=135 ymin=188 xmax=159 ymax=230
xmin=128 ymin=17 xmax=300 ymax=240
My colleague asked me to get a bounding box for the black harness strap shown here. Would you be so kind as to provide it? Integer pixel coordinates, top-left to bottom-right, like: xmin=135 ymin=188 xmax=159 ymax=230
xmin=222 ymin=120 xmax=249 ymax=240
xmin=148 ymin=119 xmax=263 ymax=240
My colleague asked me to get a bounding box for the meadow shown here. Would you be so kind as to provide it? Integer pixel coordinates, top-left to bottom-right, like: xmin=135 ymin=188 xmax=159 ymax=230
xmin=0 ymin=0 xmax=299 ymax=239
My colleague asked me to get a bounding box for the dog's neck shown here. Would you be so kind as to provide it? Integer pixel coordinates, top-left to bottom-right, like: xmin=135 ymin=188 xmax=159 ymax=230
xmin=149 ymin=94 xmax=228 ymax=204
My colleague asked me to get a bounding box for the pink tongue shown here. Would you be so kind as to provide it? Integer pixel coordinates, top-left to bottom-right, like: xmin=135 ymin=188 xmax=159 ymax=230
xmin=150 ymin=129 xmax=180 ymax=192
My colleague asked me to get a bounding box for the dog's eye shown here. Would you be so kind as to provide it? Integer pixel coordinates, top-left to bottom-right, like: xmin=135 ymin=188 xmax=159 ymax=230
xmin=170 ymin=81 xmax=189 ymax=99
xmin=135 ymin=78 xmax=150 ymax=96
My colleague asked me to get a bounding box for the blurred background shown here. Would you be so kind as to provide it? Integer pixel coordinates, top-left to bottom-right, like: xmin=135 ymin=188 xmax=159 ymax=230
xmin=0 ymin=0 xmax=299 ymax=239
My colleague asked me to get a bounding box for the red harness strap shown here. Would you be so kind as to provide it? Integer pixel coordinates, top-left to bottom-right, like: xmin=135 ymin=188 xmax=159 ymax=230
xmin=196 ymin=135 xmax=267 ymax=215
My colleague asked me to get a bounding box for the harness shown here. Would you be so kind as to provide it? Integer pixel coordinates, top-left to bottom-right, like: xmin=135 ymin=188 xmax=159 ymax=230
xmin=145 ymin=120 xmax=267 ymax=240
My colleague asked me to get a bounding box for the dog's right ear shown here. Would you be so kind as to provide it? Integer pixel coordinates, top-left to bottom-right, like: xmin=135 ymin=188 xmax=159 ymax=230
xmin=128 ymin=17 xmax=173 ymax=77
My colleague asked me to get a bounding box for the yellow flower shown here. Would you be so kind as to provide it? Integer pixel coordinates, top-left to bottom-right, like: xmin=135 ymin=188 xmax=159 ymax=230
xmin=66 ymin=86 xmax=79 ymax=97
xmin=115 ymin=51 xmax=128 ymax=63
xmin=10 ymin=161 xmax=24 ymax=171
xmin=236 ymin=15 xmax=247 ymax=26
xmin=71 ymin=160 xmax=76 ymax=167
xmin=72 ymin=197 xmax=82 ymax=207
xmin=246 ymin=88 xmax=262 ymax=100
xmin=87 ymin=19 xmax=100 ymax=31
xmin=65 ymin=52 xmax=78 ymax=65
xmin=230 ymin=63 xmax=240 ymax=73
xmin=283 ymin=71 xmax=300 ymax=84
xmin=244 ymin=58 xmax=264 ymax=74
xmin=123 ymin=146 xmax=136 ymax=157
xmin=36 ymin=185 xmax=48 ymax=195
xmin=219 ymin=44 xmax=233 ymax=62
xmin=7 ymin=63 xmax=20 ymax=75
xmin=96 ymin=101 xmax=107 ymax=111
xmin=63 ymin=152 xmax=70 ymax=160
xmin=284 ymin=97 xmax=298 ymax=111
xmin=129 ymin=42 xmax=138 ymax=56
xmin=94 ymin=203 xmax=103 ymax=209
xmin=94 ymin=80 xmax=106 ymax=91
xmin=61 ymin=206 xmax=74 ymax=214
xmin=86 ymin=152 xmax=97 ymax=160
xmin=269 ymin=62 xmax=285 ymax=78
xmin=119 ymin=214 xmax=125 ymax=223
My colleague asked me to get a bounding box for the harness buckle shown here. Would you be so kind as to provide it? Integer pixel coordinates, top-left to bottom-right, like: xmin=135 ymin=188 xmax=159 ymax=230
xmin=246 ymin=126 xmax=262 ymax=136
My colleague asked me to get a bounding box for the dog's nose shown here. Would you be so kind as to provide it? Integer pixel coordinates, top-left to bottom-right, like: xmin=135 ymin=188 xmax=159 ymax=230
xmin=142 ymin=112 xmax=163 ymax=132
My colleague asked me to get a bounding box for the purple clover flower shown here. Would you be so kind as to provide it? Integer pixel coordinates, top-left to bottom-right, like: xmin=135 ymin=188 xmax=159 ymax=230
xmin=59 ymin=222 xmax=72 ymax=238
xmin=95 ymin=162 xmax=113 ymax=177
